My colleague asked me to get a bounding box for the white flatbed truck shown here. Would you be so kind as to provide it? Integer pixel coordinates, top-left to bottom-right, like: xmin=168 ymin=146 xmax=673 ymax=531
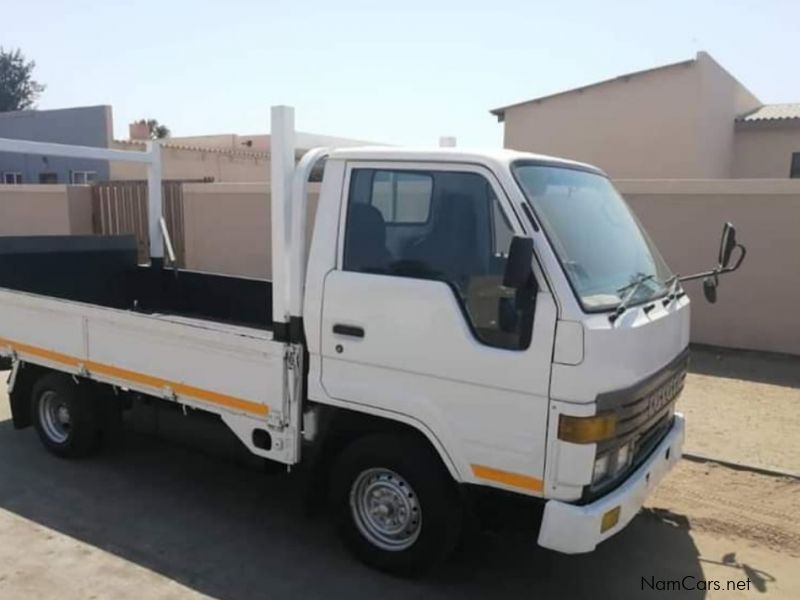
xmin=0 ymin=106 xmax=745 ymax=575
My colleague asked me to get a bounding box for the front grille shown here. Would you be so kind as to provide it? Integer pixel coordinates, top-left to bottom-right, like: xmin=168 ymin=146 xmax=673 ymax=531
xmin=608 ymin=368 xmax=685 ymax=457
xmin=583 ymin=348 xmax=689 ymax=501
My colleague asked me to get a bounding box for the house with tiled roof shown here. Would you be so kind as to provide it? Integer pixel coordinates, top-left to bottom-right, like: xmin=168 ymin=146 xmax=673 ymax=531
xmin=734 ymin=102 xmax=800 ymax=177
xmin=491 ymin=52 xmax=800 ymax=179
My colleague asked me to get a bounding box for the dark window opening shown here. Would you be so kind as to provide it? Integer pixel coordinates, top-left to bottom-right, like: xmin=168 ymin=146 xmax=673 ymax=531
xmin=791 ymin=152 xmax=800 ymax=178
xmin=71 ymin=170 xmax=97 ymax=185
xmin=39 ymin=172 xmax=58 ymax=184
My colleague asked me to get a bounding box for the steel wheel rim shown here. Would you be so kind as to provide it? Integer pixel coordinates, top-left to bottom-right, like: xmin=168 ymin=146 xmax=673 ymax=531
xmin=349 ymin=467 xmax=422 ymax=551
xmin=39 ymin=390 xmax=71 ymax=444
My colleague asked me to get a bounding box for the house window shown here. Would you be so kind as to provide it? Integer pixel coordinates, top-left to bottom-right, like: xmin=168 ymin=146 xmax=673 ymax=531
xmin=71 ymin=170 xmax=97 ymax=184
xmin=39 ymin=173 xmax=58 ymax=184
xmin=3 ymin=172 xmax=22 ymax=184
xmin=791 ymin=153 xmax=800 ymax=178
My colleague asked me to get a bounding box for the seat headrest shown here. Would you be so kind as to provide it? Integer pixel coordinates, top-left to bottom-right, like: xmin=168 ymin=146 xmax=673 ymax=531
xmin=344 ymin=203 xmax=390 ymax=271
xmin=348 ymin=204 xmax=387 ymax=244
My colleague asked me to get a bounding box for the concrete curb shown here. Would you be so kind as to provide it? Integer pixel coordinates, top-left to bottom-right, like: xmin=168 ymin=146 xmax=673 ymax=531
xmin=682 ymin=452 xmax=800 ymax=480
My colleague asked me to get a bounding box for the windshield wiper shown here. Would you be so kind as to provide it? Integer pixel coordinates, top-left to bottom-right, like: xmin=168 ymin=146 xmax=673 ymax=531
xmin=661 ymin=274 xmax=686 ymax=308
xmin=609 ymin=274 xmax=655 ymax=323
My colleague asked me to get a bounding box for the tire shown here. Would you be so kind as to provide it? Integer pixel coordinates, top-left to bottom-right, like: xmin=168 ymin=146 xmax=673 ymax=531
xmin=31 ymin=372 xmax=100 ymax=458
xmin=331 ymin=433 xmax=463 ymax=576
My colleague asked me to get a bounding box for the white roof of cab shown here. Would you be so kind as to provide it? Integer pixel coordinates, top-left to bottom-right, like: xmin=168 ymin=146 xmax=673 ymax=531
xmin=327 ymin=146 xmax=604 ymax=174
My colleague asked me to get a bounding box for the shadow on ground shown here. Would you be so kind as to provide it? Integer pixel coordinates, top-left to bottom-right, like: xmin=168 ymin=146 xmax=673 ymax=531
xmin=0 ymin=401 xmax=719 ymax=600
xmin=689 ymin=344 xmax=800 ymax=388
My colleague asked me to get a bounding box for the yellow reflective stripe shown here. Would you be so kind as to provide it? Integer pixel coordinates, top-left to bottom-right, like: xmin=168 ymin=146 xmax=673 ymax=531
xmin=1 ymin=337 xmax=80 ymax=368
xmin=471 ymin=464 xmax=544 ymax=493
xmin=0 ymin=336 xmax=268 ymax=416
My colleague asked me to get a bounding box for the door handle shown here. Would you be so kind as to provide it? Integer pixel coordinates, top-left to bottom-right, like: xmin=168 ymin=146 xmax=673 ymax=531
xmin=333 ymin=324 xmax=365 ymax=338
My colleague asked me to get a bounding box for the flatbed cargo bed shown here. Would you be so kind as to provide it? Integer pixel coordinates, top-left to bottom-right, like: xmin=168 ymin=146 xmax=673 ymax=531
xmin=0 ymin=235 xmax=291 ymax=462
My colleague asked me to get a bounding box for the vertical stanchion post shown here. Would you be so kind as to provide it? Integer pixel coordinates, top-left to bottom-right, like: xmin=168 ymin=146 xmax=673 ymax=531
xmin=270 ymin=106 xmax=296 ymax=339
xmin=146 ymin=141 xmax=164 ymax=267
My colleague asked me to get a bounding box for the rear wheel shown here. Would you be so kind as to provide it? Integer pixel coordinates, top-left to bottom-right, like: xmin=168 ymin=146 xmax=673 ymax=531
xmin=331 ymin=433 xmax=463 ymax=576
xmin=31 ymin=373 xmax=100 ymax=458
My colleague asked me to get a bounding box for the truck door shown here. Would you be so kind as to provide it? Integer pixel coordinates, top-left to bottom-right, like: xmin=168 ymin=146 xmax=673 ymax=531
xmin=319 ymin=162 xmax=557 ymax=491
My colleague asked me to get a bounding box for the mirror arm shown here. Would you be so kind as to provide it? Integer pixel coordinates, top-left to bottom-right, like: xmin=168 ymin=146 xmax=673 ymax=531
xmin=678 ymin=243 xmax=746 ymax=283
xmin=678 ymin=269 xmax=719 ymax=283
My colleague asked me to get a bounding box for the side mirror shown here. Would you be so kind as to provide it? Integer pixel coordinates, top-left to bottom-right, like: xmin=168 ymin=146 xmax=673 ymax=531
xmin=703 ymin=277 xmax=718 ymax=303
xmin=504 ymin=236 xmax=534 ymax=289
xmin=679 ymin=221 xmax=745 ymax=304
xmin=719 ymin=222 xmax=737 ymax=269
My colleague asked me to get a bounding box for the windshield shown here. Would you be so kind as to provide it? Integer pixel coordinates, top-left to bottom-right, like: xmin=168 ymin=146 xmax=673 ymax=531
xmin=513 ymin=162 xmax=672 ymax=311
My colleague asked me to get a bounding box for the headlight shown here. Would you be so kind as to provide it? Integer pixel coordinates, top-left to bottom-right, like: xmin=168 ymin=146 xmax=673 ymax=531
xmin=615 ymin=442 xmax=633 ymax=474
xmin=593 ymin=442 xmax=634 ymax=485
xmin=592 ymin=453 xmax=610 ymax=483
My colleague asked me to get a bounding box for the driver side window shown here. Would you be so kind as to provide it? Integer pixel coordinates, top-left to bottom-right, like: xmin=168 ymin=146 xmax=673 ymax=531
xmin=343 ymin=168 xmax=533 ymax=350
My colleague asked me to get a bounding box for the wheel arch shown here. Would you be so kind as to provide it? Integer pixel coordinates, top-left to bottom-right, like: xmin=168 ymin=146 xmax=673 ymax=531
xmin=307 ymin=402 xmax=465 ymax=484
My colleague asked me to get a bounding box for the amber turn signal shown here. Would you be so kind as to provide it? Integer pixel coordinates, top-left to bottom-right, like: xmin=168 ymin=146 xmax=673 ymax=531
xmin=558 ymin=413 xmax=617 ymax=443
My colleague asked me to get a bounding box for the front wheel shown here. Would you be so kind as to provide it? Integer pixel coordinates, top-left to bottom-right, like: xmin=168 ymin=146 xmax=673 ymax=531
xmin=331 ymin=433 xmax=463 ymax=576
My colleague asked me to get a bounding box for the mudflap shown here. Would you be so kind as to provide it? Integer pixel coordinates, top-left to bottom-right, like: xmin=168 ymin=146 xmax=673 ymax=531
xmin=8 ymin=362 xmax=43 ymax=430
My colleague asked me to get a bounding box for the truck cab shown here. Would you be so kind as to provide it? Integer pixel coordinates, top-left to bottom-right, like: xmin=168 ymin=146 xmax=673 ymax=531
xmin=302 ymin=147 xmax=688 ymax=559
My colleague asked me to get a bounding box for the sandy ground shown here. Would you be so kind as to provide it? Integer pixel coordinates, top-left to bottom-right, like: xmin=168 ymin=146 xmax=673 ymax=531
xmin=677 ymin=347 xmax=800 ymax=473
xmin=649 ymin=460 xmax=800 ymax=557
xmin=0 ymin=346 xmax=798 ymax=599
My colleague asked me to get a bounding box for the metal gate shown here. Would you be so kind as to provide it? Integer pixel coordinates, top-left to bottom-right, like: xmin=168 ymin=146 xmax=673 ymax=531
xmin=92 ymin=180 xmax=187 ymax=266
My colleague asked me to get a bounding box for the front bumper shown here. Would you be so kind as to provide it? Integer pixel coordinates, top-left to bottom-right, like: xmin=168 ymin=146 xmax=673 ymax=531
xmin=537 ymin=413 xmax=685 ymax=553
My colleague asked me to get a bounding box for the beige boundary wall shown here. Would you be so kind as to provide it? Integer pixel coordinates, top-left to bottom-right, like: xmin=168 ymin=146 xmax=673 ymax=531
xmin=618 ymin=179 xmax=800 ymax=355
xmin=182 ymin=183 xmax=319 ymax=279
xmin=0 ymin=184 xmax=93 ymax=236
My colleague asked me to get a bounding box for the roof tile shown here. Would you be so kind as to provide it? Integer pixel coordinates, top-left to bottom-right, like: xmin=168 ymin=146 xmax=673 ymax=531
xmin=737 ymin=103 xmax=800 ymax=122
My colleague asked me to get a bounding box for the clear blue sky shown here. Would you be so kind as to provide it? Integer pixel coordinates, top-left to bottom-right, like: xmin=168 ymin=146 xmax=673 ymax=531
xmin=3 ymin=0 xmax=798 ymax=146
